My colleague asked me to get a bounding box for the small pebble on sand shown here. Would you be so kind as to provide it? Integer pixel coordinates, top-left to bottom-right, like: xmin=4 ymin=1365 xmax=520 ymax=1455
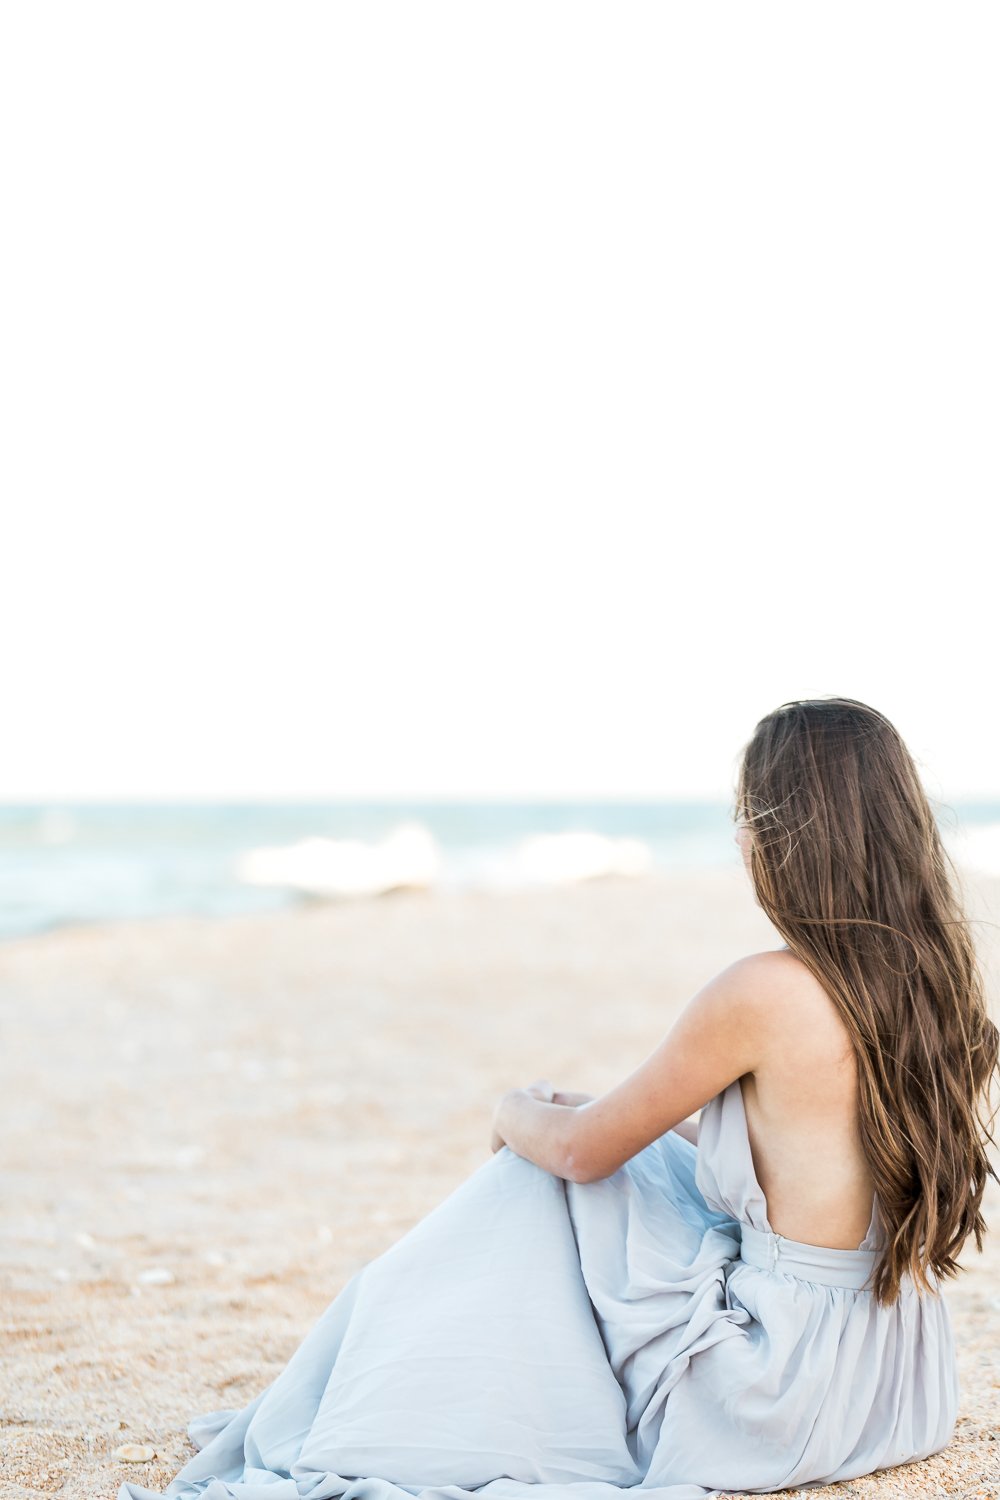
xmin=113 ymin=1444 xmax=157 ymax=1462
xmin=136 ymin=1267 xmax=175 ymax=1285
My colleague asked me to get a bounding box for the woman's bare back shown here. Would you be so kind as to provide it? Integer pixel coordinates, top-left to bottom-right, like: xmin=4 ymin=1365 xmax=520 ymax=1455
xmin=737 ymin=949 xmax=878 ymax=1250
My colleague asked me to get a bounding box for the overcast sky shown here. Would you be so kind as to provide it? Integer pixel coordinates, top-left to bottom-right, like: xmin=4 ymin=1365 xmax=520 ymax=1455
xmin=2 ymin=4 xmax=997 ymax=802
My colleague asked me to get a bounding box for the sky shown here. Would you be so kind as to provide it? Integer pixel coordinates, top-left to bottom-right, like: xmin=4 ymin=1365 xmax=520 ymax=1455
xmin=2 ymin=4 xmax=998 ymax=803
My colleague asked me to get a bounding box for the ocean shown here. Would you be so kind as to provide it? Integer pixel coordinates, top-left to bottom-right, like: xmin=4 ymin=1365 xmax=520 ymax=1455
xmin=0 ymin=799 xmax=997 ymax=942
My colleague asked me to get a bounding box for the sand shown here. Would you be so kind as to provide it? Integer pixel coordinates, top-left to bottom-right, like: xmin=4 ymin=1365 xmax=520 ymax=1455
xmin=1 ymin=868 xmax=998 ymax=1500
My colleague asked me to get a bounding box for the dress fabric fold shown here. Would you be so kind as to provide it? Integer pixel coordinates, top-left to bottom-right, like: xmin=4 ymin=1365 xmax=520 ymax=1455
xmin=118 ymin=1077 xmax=959 ymax=1500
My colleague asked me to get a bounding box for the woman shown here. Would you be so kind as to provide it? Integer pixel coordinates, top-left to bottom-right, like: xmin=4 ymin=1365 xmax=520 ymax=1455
xmin=119 ymin=696 xmax=998 ymax=1500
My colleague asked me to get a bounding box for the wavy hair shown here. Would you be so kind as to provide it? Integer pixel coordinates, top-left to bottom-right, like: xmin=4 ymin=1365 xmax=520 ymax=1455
xmin=733 ymin=696 xmax=998 ymax=1306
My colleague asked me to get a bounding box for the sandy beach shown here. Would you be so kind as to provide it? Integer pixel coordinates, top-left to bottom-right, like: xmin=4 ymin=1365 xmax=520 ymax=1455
xmin=2 ymin=868 xmax=998 ymax=1500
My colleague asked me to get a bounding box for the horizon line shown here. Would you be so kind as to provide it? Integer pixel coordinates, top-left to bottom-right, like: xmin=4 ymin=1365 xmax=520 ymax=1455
xmin=1 ymin=790 xmax=997 ymax=808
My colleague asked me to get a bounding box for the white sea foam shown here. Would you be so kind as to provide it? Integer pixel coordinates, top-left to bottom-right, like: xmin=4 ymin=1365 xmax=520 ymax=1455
xmin=458 ymin=834 xmax=653 ymax=888
xmin=503 ymin=831 xmax=654 ymax=887
xmin=236 ymin=824 xmax=655 ymax=898
xmin=236 ymin=821 xmax=441 ymax=898
xmin=941 ymin=820 xmax=1000 ymax=877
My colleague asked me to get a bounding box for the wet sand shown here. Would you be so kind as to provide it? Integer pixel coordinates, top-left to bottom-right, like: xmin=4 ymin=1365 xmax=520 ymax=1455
xmin=1 ymin=868 xmax=998 ymax=1499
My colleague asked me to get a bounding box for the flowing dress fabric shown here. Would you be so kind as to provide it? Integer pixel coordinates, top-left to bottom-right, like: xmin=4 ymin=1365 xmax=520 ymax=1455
xmin=118 ymin=1079 xmax=960 ymax=1500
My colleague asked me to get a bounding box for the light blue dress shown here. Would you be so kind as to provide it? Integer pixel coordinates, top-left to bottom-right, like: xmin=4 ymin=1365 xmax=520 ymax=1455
xmin=118 ymin=1077 xmax=959 ymax=1500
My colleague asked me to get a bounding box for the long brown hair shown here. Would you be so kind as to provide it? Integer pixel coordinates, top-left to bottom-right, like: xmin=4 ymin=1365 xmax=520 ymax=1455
xmin=734 ymin=696 xmax=998 ymax=1306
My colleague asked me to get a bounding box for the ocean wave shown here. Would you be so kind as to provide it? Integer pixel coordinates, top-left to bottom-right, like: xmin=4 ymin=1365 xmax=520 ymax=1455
xmin=235 ymin=825 xmax=656 ymax=899
xmin=509 ymin=830 xmax=654 ymax=885
xmin=236 ymin=821 xmax=441 ymax=898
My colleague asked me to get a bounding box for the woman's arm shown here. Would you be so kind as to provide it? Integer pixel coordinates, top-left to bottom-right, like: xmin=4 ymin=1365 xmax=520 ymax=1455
xmin=492 ymin=1089 xmax=699 ymax=1175
xmin=491 ymin=953 xmax=784 ymax=1181
xmin=548 ymin=953 xmax=774 ymax=1183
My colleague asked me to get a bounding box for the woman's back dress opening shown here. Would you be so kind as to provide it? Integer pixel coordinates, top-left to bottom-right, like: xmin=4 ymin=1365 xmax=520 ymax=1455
xmin=117 ymin=1075 xmax=959 ymax=1500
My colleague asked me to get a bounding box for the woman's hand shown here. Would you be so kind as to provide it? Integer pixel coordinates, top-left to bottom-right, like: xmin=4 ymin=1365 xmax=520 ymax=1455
xmin=524 ymin=1077 xmax=556 ymax=1102
xmin=490 ymin=1079 xmax=591 ymax=1154
xmin=490 ymin=1078 xmax=555 ymax=1153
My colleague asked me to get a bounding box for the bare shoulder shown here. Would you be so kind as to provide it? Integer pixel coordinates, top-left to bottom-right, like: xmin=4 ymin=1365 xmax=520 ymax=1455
xmin=670 ymin=947 xmax=832 ymax=1070
xmin=720 ymin=948 xmax=842 ymax=1043
xmin=675 ymin=948 xmax=807 ymax=1038
xmin=713 ymin=947 xmax=830 ymax=1013
xmin=733 ymin=947 xmax=853 ymax=1069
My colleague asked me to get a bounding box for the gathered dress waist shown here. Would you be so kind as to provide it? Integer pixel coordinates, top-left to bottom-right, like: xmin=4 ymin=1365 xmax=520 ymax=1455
xmin=737 ymin=1221 xmax=878 ymax=1291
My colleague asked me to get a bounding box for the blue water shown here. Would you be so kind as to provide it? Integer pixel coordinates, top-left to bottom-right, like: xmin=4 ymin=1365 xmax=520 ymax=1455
xmin=0 ymin=799 xmax=995 ymax=942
